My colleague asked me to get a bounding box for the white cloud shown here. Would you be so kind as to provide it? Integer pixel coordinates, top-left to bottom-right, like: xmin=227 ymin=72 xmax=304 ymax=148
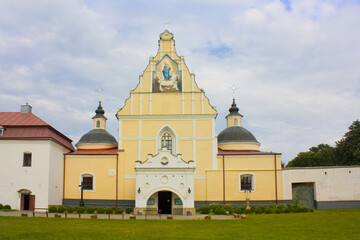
xmin=0 ymin=0 xmax=359 ymax=164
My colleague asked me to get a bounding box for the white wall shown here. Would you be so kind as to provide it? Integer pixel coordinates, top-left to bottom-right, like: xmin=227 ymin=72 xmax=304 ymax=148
xmin=0 ymin=139 xmax=69 ymax=210
xmin=282 ymin=166 xmax=360 ymax=201
xmin=48 ymin=141 xmax=71 ymax=206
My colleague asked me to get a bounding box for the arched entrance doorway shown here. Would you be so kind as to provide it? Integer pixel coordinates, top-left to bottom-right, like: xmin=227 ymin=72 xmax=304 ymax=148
xmin=18 ymin=189 xmax=35 ymax=211
xmin=158 ymin=191 xmax=172 ymax=214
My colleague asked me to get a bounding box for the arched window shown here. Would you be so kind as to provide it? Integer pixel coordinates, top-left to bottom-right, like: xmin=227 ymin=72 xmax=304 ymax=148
xmin=234 ymin=118 xmax=238 ymax=126
xmin=96 ymin=120 xmax=100 ymax=128
xmin=161 ymin=132 xmax=172 ymax=151
xmin=81 ymin=174 xmax=94 ymax=190
xmin=156 ymin=126 xmax=177 ymax=154
xmin=239 ymin=174 xmax=255 ymax=191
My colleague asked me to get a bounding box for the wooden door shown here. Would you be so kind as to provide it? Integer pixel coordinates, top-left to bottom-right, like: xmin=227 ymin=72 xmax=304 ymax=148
xmin=29 ymin=195 xmax=35 ymax=211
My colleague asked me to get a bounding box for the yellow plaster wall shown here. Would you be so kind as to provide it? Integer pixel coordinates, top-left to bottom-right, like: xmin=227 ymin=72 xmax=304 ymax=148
xmin=122 ymin=140 xmax=138 ymax=175
xmin=205 ymin=169 xmax=283 ymax=201
xmin=123 ymin=120 xmax=139 ymax=138
xmin=64 ymin=156 xmax=117 ymax=200
xmin=141 ymin=140 xmax=156 ymax=160
xmin=195 ymin=120 xmax=212 ymax=137
xmin=195 ymin=140 xmax=213 ymax=175
xmin=217 ymin=155 xmax=282 ymax=171
xmin=205 ymin=171 xmax=223 ymax=201
xmin=178 ymin=140 xmax=193 ymax=161
xmin=141 ymin=120 xmax=193 ymax=138
xmin=93 ymin=118 xmax=106 ymax=130
xmin=218 ymin=142 xmax=260 ymax=151
xmin=194 ymin=179 xmax=206 ymax=201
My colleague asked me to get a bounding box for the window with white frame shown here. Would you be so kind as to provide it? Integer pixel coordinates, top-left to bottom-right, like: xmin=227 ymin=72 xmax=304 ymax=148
xmin=234 ymin=118 xmax=238 ymax=126
xmin=23 ymin=152 xmax=32 ymax=167
xmin=0 ymin=126 xmax=4 ymax=136
xmin=240 ymin=174 xmax=254 ymax=191
xmin=157 ymin=126 xmax=177 ymax=154
xmin=161 ymin=132 xmax=172 ymax=151
xmin=81 ymin=174 xmax=94 ymax=190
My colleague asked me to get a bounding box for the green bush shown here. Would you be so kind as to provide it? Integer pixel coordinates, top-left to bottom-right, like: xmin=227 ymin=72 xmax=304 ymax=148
xmin=244 ymin=209 xmax=251 ymax=214
xmin=78 ymin=207 xmax=86 ymax=214
xmin=275 ymin=208 xmax=281 ymax=214
xmin=284 ymin=208 xmax=291 ymax=213
xmin=255 ymin=208 xmax=263 ymax=214
xmin=57 ymin=205 xmax=66 ymax=213
xmin=308 ymin=208 xmax=314 ymax=212
xmin=277 ymin=204 xmax=285 ymax=210
xmin=66 ymin=206 xmax=74 ymax=213
xmin=96 ymin=207 xmax=105 ymax=214
xmin=105 ymin=207 xmax=114 ymax=214
xmin=292 ymin=206 xmax=299 ymax=213
xmin=125 ymin=207 xmax=132 ymax=214
xmin=213 ymin=207 xmax=225 ymax=215
xmin=86 ymin=207 xmax=95 ymax=214
xmin=209 ymin=203 xmax=222 ymax=212
xmin=3 ymin=205 xmax=11 ymax=210
xmin=235 ymin=206 xmax=246 ymax=214
xmin=223 ymin=204 xmax=235 ymax=214
xmin=299 ymin=207 xmax=308 ymax=213
xmin=115 ymin=207 xmax=123 ymax=214
xmin=265 ymin=207 xmax=275 ymax=214
xmin=0 ymin=204 xmax=3 ymax=209
xmin=197 ymin=206 xmax=210 ymax=214
xmin=48 ymin=206 xmax=57 ymax=213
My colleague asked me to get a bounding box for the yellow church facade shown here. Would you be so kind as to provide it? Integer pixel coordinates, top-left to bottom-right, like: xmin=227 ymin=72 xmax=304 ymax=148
xmin=63 ymin=30 xmax=283 ymax=215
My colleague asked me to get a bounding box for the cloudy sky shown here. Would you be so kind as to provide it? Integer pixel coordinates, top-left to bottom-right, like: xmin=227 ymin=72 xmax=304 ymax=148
xmin=1 ymin=0 xmax=359 ymax=164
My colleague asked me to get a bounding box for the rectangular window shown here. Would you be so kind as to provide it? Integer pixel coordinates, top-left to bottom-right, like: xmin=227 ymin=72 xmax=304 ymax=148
xmin=241 ymin=175 xmax=252 ymax=191
xmin=82 ymin=177 xmax=93 ymax=190
xmin=0 ymin=126 xmax=4 ymax=136
xmin=23 ymin=153 xmax=32 ymax=167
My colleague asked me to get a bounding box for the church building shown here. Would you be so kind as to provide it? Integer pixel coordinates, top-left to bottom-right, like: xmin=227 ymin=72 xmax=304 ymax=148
xmin=63 ymin=30 xmax=283 ymax=215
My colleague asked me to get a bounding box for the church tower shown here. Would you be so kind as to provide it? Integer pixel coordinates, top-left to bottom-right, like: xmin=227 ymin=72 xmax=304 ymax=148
xmin=218 ymin=99 xmax=260 ymax=151
xmin=226 ymin=98 xmax=243 ymax=128
xmin=92 ymin=101 xmax=107 ymax=130
xmin=76 ymin=102 xmax=117 ymax=150
xmin=116 ymin=30 xmax=217 ymax=215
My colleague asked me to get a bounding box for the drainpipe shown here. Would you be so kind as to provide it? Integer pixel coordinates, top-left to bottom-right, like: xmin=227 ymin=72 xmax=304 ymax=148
xmin=62 ymin=154 xmax=66 ymax=205
xmin=116 ymin=154 xmax=119 ymax=208
xmin=274 ymin=154 xmax=278 ymax=205
xmin=222 ymin=155 xmax=225 ymax=204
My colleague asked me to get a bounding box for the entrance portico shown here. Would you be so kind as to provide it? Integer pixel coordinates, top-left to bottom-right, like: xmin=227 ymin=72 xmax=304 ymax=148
xmin=135 ymin=149 xmax=195 ymax=215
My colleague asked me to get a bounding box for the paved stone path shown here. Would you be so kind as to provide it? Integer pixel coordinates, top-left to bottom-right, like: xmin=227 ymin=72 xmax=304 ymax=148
xmin=0 ymin=211 xmax=238 ymax=220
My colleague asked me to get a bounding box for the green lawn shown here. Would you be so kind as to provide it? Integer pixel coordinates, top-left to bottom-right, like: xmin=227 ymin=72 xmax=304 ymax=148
xmin=0 ymin=209 xmax=359 ymax=239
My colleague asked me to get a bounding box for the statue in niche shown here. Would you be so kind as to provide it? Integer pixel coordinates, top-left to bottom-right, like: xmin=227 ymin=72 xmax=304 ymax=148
xmin=153 ymin=56 xmax=182 ymax=93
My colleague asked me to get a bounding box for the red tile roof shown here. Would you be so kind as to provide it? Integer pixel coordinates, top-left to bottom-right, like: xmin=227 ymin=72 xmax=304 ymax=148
xmin=0 ymin=112 xmax=74 ymax=151
xmin=218 ymin=149 xmax=281 ymax=155
xmin=66 ymin=148 xmax=118 ymax=155
xmin=0 ymin=112 xmax=48 ymax=126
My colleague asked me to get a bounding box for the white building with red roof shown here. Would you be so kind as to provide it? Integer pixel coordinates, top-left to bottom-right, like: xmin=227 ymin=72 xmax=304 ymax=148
xmin=0 ymin=104 xmax=74 ymax=210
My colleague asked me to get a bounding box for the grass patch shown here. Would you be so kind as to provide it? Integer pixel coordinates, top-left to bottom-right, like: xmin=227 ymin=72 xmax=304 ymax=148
xmin=0 ymin=209 xmax=359 ymax=239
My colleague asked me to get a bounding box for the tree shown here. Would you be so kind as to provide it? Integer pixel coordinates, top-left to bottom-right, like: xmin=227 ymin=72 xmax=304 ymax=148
xmin=335 ymin=120 xmax=360 ymax=165
xmin=286 ymin=144 xmax=336 ymax=167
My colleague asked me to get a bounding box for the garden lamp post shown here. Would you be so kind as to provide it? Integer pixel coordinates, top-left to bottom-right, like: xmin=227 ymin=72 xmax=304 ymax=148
xmin=79 ymin=182 xmax=85 ymax=207
xmin=245 ymin=189 xmax=251 ymax=210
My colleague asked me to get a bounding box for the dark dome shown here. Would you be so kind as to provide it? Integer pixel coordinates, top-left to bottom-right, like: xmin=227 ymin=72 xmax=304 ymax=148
xmin=218 ymin=126 xmax=258 ymax=143
xmin=77 ymin=129 xmax=117 ymax=146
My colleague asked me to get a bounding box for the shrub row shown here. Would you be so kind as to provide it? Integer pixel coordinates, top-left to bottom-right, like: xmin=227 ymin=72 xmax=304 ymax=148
xmin=0 ymin=204 xmax=11 ymax=211
xmin=197 ymin=203 xmax=314 ymax=215
xmin=48 ymin=205 xmax=124 ymax=214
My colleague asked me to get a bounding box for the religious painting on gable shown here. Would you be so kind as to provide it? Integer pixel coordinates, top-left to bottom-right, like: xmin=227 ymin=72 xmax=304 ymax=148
xmin=152 ymin=55 xmax=182 ymax=93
